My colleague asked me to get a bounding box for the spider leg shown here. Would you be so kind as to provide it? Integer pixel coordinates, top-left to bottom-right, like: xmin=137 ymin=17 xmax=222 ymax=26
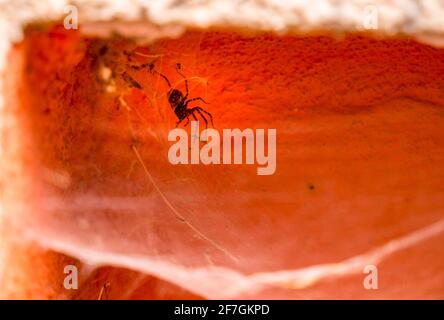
xmin=176 ymin=116 xmax=187 ymax=127
xmin=176 ymin=112 xmax=195 ymax=128
xmin=194 ymin=107 xmax=214 ymax=128
xmin=185 ymin=97 xmax=209 ymax=105
xmin=130 ymin=59 xmax=171 ymax=88
xmin=157 ymin=71 xmax=172 ymax=88
xmin=188 ymin=110 xmax=199 ymax=122
xmin=122 ymin=52 xmax=171 ymax=90
xmin=190 ymin=107 xmax=208 ymax=130
xmin=128 ymin=62 xmax=172 ymax=91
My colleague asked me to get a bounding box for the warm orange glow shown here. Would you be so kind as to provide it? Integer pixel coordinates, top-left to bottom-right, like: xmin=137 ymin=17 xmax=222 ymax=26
xmin=2 ymin=25 xmax=444 ymax=299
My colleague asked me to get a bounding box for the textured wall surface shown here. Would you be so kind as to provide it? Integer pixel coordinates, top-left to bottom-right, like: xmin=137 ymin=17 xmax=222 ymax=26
xmin=1 ymin=25 xmax=444 ymax=299
xmin=1 ymin=1 xmax=444 ymax=299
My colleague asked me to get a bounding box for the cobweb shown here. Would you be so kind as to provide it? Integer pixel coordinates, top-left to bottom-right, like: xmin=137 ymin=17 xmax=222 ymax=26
xmin=3 ymin=29 xmax=444 ymax=299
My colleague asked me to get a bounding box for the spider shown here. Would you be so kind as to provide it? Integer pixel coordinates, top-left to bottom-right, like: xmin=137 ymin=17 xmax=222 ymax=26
xmin=154 ymin=63 xmax=214 ymax=129
xmin=96 ymin=46 xmax=213 ymax=128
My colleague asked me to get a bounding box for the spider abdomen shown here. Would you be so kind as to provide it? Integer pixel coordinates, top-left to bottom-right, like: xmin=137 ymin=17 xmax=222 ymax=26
xmin=174 ymin=104 xmax=188 ymax=120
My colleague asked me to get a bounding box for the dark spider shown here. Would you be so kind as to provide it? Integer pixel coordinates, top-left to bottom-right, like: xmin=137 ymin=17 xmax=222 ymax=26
xmin=97 ymin=46 xmax=213 ymax=128
xmin=154 ymin=63 xmax=214 ymax=129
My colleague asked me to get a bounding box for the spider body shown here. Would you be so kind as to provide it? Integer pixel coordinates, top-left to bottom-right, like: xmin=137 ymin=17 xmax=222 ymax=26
xmin=161 ymin=64 xmax=214 ymax=129
xmin=168 ymin=89 xmax=184 ymax=109
xmin=96 ymin=46 xmax=213 ymax=128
